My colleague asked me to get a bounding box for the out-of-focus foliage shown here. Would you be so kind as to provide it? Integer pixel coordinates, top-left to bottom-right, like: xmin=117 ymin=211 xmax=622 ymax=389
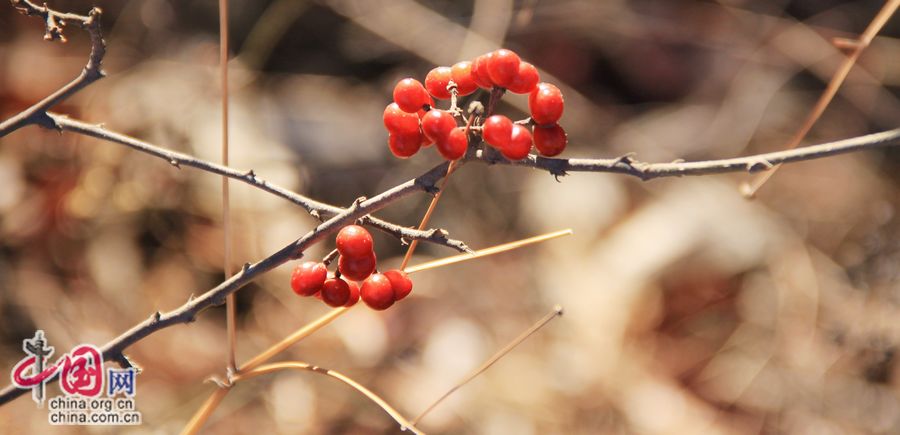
xmin=1 ymin=0 xmax=900 ymax=433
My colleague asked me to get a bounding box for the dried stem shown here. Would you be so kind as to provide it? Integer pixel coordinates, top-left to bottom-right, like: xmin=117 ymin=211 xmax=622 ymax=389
xmin=219 ymin=0 xmax=238 ymax=376
xmin=742 ymin=0 xmax=900 ymax=196
xmin=412 ymin=305 xmax=564 ymax=425
xmin=404 ymin=229 xmax=573 ymax=274
xmin=180 ymin=386 xmax=231 ymax=435
xmin=400 ymin=160 xmax=459 ymax=270
xmin=231 ymin=362 xmax=424 ymax=434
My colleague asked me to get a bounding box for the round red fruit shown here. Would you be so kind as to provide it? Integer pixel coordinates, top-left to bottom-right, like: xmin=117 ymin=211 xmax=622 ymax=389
xmin=472 ymin=54 xmax=495 ymax=89
xmin=393 ymin=78 xmax=430 ymax=113
xmin=321 ymin=278 xmax=351 ymax=307
xmin=383 ymin=269 xmax=413 ymax=301
xmin=345 ymin=280 xmax=360 ymax=307
xmin=361 ymin=273 xmax=395 ymax=310
xmin=533 ymin=124 xmax=567 ymax=157
xmin=438 ymin=127 xmax=468 ymax=160
xmin=388 ymin=132 xmax=421 ymax=158
xmin=487 ymin=49 xmax=521 ymax=88
xmin=338 ymin=253 xmax=377 ymax=281
xmin=482 ymin=115 xmax=513 ymax=148
xmin=502 ymin=124 xmax=532 ymax=161
xmin=290 ymin=262 xmax=327 ymax=296
xmin=507 ymin=62 xmax=540 ymax=94
xmin=421 ymin=110 xmax=457 ymax=143
xmin=425 ymin=67 xmax=453 ymax=100
xmin=336 ymin=225 xmax=374 ymax=258
xmin=382 ymin=103 xmax=419 ymax=136
xmin=528 ymin=82 xmax=564 ymax=125
xmin=450 ymin=61 xmax=479 ymax=96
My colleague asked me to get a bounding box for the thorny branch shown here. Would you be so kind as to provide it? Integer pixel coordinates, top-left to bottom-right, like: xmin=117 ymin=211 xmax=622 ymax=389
xmin=470 ymin=127 xmax=900 ymax=181
xmin=0 ymin=159 xmax=454 ymax=405
xmin=48 ymin=114 xmax=472 ymax=253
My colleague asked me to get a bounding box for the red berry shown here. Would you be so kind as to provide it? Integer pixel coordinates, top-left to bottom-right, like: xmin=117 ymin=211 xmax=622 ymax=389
xmin=528 ymin=82 xmax=564 ymax=125
xmin=382 ymin=103 xmax=420 ymax=136
xmin=437 ymin=127 xmax=468 ymax=160
xmin=321 ymin=277 xmax=351 ymax=307
xmin=393 ymin=78 xmax=430 ymax=113
xmin=388 ymin=132 xmax=422 ymax=158
xmin=338 ymin=253 xmax=377 ymax=281
xmin=507 ymin=62 xmax=540 ymax=94
xmin=482 ymin=115 xmax=513 ymax=148
xmin=336 ymin=225 xmax=374 ymax=258
xmin=360 ymin=273 xmax=395 ymax=310
xmin=533 ymin=124 xmax=567 ymax=157
xmin=345 ymin=280 xmax=360 ymax=307
xmin=486 ymin=49 xmax=521 ymax=88
xmin=421 ymin=110 xmax=457 ymax=143
xmin=290 ymin=262 xmax=327 ymax=296
xmin=450 ymin=61 xmax=479 ymax=96
xmin=425 ymin=67 xmax=453 ymax=100
xmin=471 ymin=54 xmax=495 ymax=89
xmin=502 ymin=124 xmax=532 ymax=161
xmin=383 ymin=269 xmax=413 ymax=301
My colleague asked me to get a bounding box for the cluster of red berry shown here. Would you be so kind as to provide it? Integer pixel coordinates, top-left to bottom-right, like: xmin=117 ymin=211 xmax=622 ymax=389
xmin=290 ymin=225 xmax=413 ymax=311
xmin=383 ymin=48 xmax=568 ymax=161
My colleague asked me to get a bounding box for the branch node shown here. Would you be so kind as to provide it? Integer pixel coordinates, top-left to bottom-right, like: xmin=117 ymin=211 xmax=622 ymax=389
xmin=169 ymin=159 xmax=180 ymax=168
xmin=746 ymin=158 xmax=774 ymax=172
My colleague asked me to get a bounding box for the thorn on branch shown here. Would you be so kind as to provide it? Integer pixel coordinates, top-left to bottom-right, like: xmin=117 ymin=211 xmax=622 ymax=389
xmin=245 ymin=169 xmax=256 ymax=179
xmin=169 ymin=159 xmax=180 ymax=169
xmin=151 ymin=311 xmax=161 ymax=323
xmin=746 ymin=158 xmax=774 ymax=172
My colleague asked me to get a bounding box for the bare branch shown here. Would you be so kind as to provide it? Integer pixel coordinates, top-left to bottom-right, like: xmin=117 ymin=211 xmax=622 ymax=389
xmin=0 ymin=1 xmax=105 ymax=136
xmin=470 ymin=127 xmax=900 ymax=180
xmin=45 ymin=113 xmax=471 ymax=253
xmin=0 ymin=160 xmax=453 ymax=405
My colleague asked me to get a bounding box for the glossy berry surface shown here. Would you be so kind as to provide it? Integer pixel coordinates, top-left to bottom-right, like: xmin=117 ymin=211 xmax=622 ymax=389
xmin=321 ymin=277 xmax=351 ymax=307
xmin=533 ymin=124 xmax=568 ymax=157
xmin=482 ymin=115 xmax=513 ymax=149
xmin=360 ymin=273 xmax=395 ymax=310
xmin=450 ymin=61 xmax=478 ymax=96
xmin=290 ymin=262 xmax=327 ymax=296
xmin=438 ymin=127 xmax=468 ymax=160
xmin=421 ymin=110 xmax=457 ymax=143
xmin=425 ymin=67 xmax=453 ymax=100
xmin=336 ymin=225 xmax=374 ymax=258
xmin=507 ymin=62 xmax=540 ymax=94
xmin=471 ymin=53 xmax=495 ymax=89
xmin=486 ymin=49 xmax=521 ymax=88
xmin=502 ymin=124 xmax=533 ymax=161
xmin=383 ymin=269 xmax=413 ymax=301
xmin=528 ymin=82 xmax=564 ymax=125
xmin=388 ymin=132 xmax=422 ymax=158
xmin=382 ymin=103 xmax=420 ymax=136
xmin=345 ymin=280 xmax=360 ymax=307
xmin=338 ymin=253 xmax=377 ymax=281
xmin=393 ymin=78 xmax=431 ymax=113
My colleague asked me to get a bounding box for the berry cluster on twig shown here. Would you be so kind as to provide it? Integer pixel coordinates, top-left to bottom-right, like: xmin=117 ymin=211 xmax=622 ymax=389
xmin=383 ymin=48 xmax=569 ymax=161
xmin=291 ymin=225 xmax=413 ymax=311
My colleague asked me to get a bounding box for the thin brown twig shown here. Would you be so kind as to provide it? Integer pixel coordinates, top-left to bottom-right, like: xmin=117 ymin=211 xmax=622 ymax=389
xmin=0 ymin=1 xmax=105 ymax=136
xmin=219 ymin=0 xmax=238 ymax=376
xmin=412 ymin=305 xmax=564 ymax=425
xmin=231 ymin=362 xmax=424 ymax=434
xmin=180 ymin=386 xmax=231 ymax=435
xmin=741 ymin=0 xmax=900 ymax=197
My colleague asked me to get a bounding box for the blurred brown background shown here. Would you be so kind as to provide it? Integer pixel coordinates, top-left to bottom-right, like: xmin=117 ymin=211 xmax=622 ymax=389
xmin=2 ymin=0 xmax=900 ymax=433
